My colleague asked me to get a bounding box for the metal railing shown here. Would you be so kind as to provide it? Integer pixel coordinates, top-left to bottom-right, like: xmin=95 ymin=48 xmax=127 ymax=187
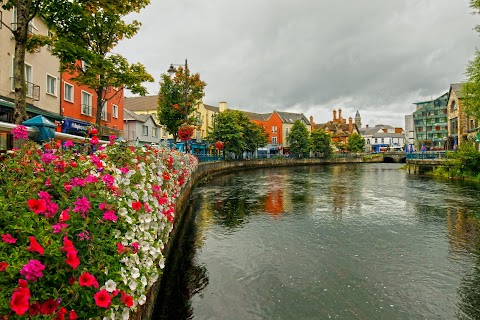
xmin=405 ymin=151 xmax=450 ymax=160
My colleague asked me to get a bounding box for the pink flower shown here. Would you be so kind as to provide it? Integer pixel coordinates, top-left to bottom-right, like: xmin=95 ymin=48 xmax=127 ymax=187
xmin=90 ymin=136 xmax=99 ymax=145
xmin=94 ymin=290 xmax=111 ymax=308
xmin=63 ymin=183 xmax=72 ymax=192
xmin=64 ymin=140 xmax=74 ymax=148
xmin=131 ymin=242 xmax=139 ymax=254
xmin=27 ymin=236 xmax=44 ymax=255
xmin=76 ymin=231 xmax=90 ymax=241
xmin=69 ymin=177 xmax=86 ymax=187
xmin=45 ymin=178 xmax=52 ymax=187
xmin=102 ymin=174 xmax=115 ymax=187
xmin=2 ymin=233 xmax=17 ymax=244
xmin=52 ymin=223 xmax=68 ymax=234
xmin=109 ymin=135 xmax=117 ymax=142
xmin=117 ymin=243 xmax=126 ymax=254
xmin=85 ymin=174 xmax=98 ymax=183
xmin=11 ymin=125 xmax=29 ymax=140
xmin=59 ymin=209 xmax=70 ymax=222
xmin=73 ymin=196 xmax=91 ymax=215
xmin=40 ymin=152 xmax=56 ymax=165
xmin=103 ymin=210 xmax=117 ymax=222
xmin=120 ymin=167 xmax=129 ymax=174
xmin=20 ymin=259 xmax=45 ymax=282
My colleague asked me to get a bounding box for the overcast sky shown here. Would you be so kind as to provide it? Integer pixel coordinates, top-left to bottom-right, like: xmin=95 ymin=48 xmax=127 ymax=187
xmin=116 ymin=0 xmax=479 ymax=128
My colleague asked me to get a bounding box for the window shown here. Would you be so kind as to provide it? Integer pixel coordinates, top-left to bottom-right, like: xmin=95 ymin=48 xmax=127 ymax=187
xmin=451 ymin=101 xmax=457 ymax=112
xmin=367 ymin=139 xmax=370 ymax=144
xmin=272 ymin=136 xmax=277 ymax=144
xmin=64 ymin=82 xmax=74 ymax=103
xmin=162 ymin=128 xmax=167 ymax=137
xmin=81 ymin=91 xmax=92 ymax=116
xmin=286 ymin=128 xmax=289 ymax=137
xmin=152 ymin=127 xmax=158 ymax=138
xmin=47 ymin=31 xmax=54 ymax=51
xmin=271 ymin=126 xmax=277 ymax=133
xmin=25 ymin=64 xmax=33 ymax=97
xmin=381 ymin=138 xmax=384 ymax=144
xmin=100 ymin=100 xmax=107 ymax=121
xmin=46 ymin=74 xmax=57 ymax=96
xmin=142 ymin=125 xmax=148 ymax=136
xmin=374 ymin=138 xmax=378 ymax=143
xmin=112 ymin=105 xmax=118 ymax=118
xmin=81 ymin=61 xmax=88 ymax=72
xmin=450 ymin=117 xmax=458 ymax=135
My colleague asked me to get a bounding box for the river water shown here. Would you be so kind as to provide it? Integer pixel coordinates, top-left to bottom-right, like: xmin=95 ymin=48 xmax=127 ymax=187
xmin=153 ymin=163 xmax=480 ymax=320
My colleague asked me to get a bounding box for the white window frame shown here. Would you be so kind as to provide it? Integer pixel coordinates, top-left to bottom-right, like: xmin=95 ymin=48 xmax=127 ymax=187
xmin=46 ymin=73 xmax=57 ymax=96
xmin=64 ymin=82 xmax=74 ymax=103
xmin=81 ymin=60 xmax=88 ymax=72
xmin=101 ymin=100 xmax=107 ymax=121
xmin=47 ymin=30 xmax=54 ymax=51
xmin=152 ymin=127 xmax=158 ymax=138
xmin=24 ymin=63 xmax=33 ymax=97
xmin=142 ymin=125 xmax=148 ymax=136
xmin=272 ymin=136 xmax=277 ymax=144
xmin=81 ymin=91 xmax=93 ymax=117
xmin=112 ymin=104 xmax=118 ymax=118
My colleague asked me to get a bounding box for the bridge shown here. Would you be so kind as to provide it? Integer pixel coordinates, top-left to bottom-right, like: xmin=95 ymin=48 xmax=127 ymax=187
xmin=382 ymin=151 xmax=407 ymax=163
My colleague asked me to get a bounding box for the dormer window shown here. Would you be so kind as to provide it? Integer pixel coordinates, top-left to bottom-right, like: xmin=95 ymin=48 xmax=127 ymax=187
xmin=451 ymin=101 xmax=457 ymax=112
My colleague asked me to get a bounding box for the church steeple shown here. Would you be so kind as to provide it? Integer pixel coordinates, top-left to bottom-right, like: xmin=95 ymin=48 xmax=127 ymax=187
xmin=355 ymin=110 xmax=361 ymax=128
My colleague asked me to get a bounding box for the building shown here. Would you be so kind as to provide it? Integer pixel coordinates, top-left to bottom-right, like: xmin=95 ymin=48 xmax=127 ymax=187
xmin=312 ymin=109 xmax=359 ymax=145
xmin=243 ymin=110 xmax=311 ymax=156
xmin=412 ymin=93 xmax=448 ymax=150
xmin=123 ymin=108 xmax=164 ymax=146
xmin=358 ymin=125 xmax=405 ymax=152
xmin=0 ymin=8 xmax=63 ymax=150
xmin=404 ymin=115 xmax=415 ymax=151
xmin=61 ymin=63 xmax=124 ymax=140
xmin=446 ymin=83 xmax=478 ymax=148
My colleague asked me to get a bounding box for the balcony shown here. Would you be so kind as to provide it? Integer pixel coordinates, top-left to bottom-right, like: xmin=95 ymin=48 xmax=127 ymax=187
xmin=81 ymin=104 xmax=94 ymax=117
xmin=10 ymin=78 xmax=40 ymax=101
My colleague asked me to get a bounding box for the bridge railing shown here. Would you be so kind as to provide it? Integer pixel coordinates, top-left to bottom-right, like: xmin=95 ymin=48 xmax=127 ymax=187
xmin=405 ymin=151 xmax=448 ymax=160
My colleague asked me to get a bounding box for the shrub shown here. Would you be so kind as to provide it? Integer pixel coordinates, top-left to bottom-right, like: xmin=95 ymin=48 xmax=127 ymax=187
xmin=0 ymin=134 xmax=197 ymax=319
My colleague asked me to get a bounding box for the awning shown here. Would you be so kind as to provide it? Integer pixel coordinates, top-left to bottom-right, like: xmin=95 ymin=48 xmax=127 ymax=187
xmin=0 ymin=97 xmax=63 ymax=121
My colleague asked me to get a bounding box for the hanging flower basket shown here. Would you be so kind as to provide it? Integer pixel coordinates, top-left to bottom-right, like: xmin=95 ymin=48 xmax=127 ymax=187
xmin=178 ymin=124 xmax=194 ymax=141
xmin=215 ymin=141 xmax=225 ymax=150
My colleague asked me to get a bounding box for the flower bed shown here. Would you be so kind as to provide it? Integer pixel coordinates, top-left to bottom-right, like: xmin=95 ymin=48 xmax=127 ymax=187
xmin=0 ymin=133 xmax=197 ymax=319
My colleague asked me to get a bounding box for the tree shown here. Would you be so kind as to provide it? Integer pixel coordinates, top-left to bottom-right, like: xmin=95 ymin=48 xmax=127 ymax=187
xmin=287 ymin=119 xmax=310 ymax=157
xmin=206 ymin=110 xmax=244 ymax=158
xmin=157 ymin=67 xmax=206 ymax=142
xmin=310 ymin=129 xmax=332 ymax=158
xmin=347 ymin=133 xmax=365 ymax=152
xmin=462 ymin=1 xmax=480 ymax=118
xmin=1 ymin=0 xmax=48 ymax=123
xmin=334 ymin=140 xmax=346 ymax=153
xmin=244 ymin=121 xmax=268 ymax=156
xmin=43 ymin=0 xmax=154 ymax=127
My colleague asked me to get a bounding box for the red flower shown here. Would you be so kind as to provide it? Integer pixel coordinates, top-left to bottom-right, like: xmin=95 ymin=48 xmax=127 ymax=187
xmin=117 ymin=243 xmax=126 ymax=254
xmin=215 ymin=141 xmax=225 ymax=150
xmin=0 ymin=261 xmax=8 ymax=271
xmin=69 ymin=310 xmax=78 ymax=320
xmin=40 ymin=298 xmax=58 ymax=315
xmin=121 ymin=292 xmax=134 ymax=308
xmin=27 ymin=236 xmax=44 ymax=255
xmin=29 ymin=301 xmax=40 ymax=316
xmin=65 ymin=251 xmax=80 ymax=269
xmin=18 ymin=279 xmax=28 ymax=288
xmin=62 ymin=237 xmax=77 ymax=254
xmin=69 ymin=277 xmax=76 ymax=285
xmin=90 ymin=128 xmax=98 ymax=135
xmin=10 ymin=287 xmax=30 ymax=316
xmin=132 ymin=201 xmax=142 ymax=210
xmin=94 ymin=290 xmax=111 ymax=308
xmin=56 ymin=307 xmax=67 ymax=320
xmin=27 ymin=199 xmax=47 ymax=214
xmin=79 ymin=272 xmax=99 ymax=288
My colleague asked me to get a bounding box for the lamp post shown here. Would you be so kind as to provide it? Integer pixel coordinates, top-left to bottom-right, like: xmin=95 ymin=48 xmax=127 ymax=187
xmin=168 ymin=59 xmax=189 ymax=152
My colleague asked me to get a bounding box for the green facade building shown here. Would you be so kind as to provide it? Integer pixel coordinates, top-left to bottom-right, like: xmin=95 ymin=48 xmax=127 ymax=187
xmin=412 ymin=92 xmax=448 ymax=149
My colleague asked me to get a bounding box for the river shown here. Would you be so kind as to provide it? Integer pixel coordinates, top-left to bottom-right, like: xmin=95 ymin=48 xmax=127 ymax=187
xmin=153 ymin=163 xmax=480 ymax=320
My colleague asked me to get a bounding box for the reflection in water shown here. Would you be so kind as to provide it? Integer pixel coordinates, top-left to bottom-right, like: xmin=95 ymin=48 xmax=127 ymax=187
xmin=157 ymin=164 xmax=480 ymax=319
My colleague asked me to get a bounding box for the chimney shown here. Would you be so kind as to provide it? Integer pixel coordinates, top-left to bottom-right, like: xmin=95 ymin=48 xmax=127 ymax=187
xmin=219 ymin=101 xmax=227 ymax=112
xmin=366 ymin=124 xmax=369 ymax=128
xmin=333 ymin=110 xmax=337 ymax=121
xmin=348 ymin=117 xmax=353 ymax=133
xmin=309 ymin=115 xmax=314 ymax=126
xmin=338 ymin=108 xmax=342 ymax=121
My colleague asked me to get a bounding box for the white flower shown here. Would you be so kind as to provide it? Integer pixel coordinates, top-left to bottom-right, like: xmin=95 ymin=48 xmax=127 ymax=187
xmin=131 ymin=267 xmax=140 ymax=279
xmin=122 ymin=307 xmax=130 ymax=320
xmin=128 ymin=280 xmax=137 ymax=291
xmin=105 ymin=280 xmax=117 ymax=293
xmin=118 ymin=207 xmax=128 ymax=217
xmin=159 ymin=258 xmax=165 ymax=269
xmin=138 ymin=295 xmax=147 ymax=305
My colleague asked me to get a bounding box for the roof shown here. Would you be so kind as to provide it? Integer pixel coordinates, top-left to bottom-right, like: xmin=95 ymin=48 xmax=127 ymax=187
xmin=372 ymin=132 xmax=405 ymax=138
xmin=449 ymin=83 xmax=463 ymax=99
xmin=241 ymin=111 xmax=272 ymax=121
xmin=124 ymin=95 xmax=158 ymax=111
xmin=275 ymin=111 xmax=311 ymax=125
xmin=358 ymin=127 xmax=381 ymax=136
xmin=124 ymin=108 xmax=145 ymax=122
xmin=355 ymin=110 xmax=360 ymax=118
xmin=204 ymin=104 xmax=219 ymax=112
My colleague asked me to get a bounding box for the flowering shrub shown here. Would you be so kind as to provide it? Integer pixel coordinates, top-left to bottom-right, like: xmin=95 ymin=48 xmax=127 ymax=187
xmin=215 ymin=141 xmax=224 ymax=150
xmin=177 ymin=124 xmax=194 ymax=141
xmin=0 ymin=133 xmax=197 ymax=319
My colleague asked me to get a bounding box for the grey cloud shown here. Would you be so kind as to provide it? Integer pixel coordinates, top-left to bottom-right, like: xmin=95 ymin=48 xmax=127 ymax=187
xmin=117 ymin=0 xmax=479 ymax=127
